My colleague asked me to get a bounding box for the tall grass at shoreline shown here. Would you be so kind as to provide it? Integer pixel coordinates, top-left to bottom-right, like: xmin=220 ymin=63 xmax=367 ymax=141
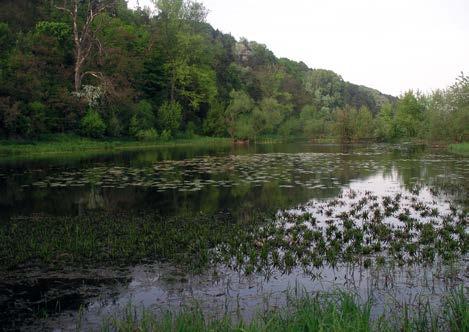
xmin=449 ymin=142 xmax=469 ymax=155
xmin=1 ymin=134 xmax=466 ymax=158
xmin=0 ymin=134 xmax=230 ymax=157
xmin=102 ymin=287 xmax=468 ymax=332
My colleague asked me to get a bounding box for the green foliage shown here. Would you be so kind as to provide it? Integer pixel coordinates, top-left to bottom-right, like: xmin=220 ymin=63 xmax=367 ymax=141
xmin=395 ymin=91 xmax=425 ymax=138
xmin=333 ymin=107 xmax=356 ymax=142
xmin=450 ymin=106 xmax=469 ymax=142
xmin=234 ymin=114 xmax=255 ymax=140
xmin=0 ymin=23 xmax=14 ymax=56
xmin=80 ymin=110 xmax=106 ymax=138
xmin=160 ymin=129 xmax=172 ymax=141
xmin=250 ymin=107 xmax=270 ymax=139
xmin=447 ymin=74 xmax=469 ymax=142
xmin=449 ymin=142 xmax=469 ymax=157
xmin=158 ymin=101 xmax=182 ymax=136
xmin=25 ymin=101 xmax=47 ymax=137
xmin=0 ymin=135 xmax=230 ymax=156
xmin=185 ymin=121 xmax=197 ymax=138
xmin=444 ymin=287 xmax=469 ymax=332
xmin=107 ymin=112 xmax=123 ymax=137
xmin=354 ymin=106 xmax=374 ymax=140
xmin=0 ymin=0 xmax=462 ymax=144
xmin=130 ymin=100 xmax=156 ymax=136
xmin=35 ymin=21 xmax=71 ymax=42
xmin=129 ymin=115 xmax=139 ymax=137
xmin=225 ymin=90 xmax=254 ymax=140
xmin=154 ymin=0 xmax=216 ymax=111
xmin=409 ymin=74 xmax=469 ymax=143
xmin=0 ymin=101 xmax=47 ymax=138
xmin=278 ymin=117 xmax=301 ymax=139
xmin=258 ymin=97 xmax=287 ymax=133
xmin=300 ymin=105 xmax=330 ymax=138
xmin=203 ymin=101 xmax=226 ymax=136
xmin=135 ymin=128 xmax=158 ymax=141
xmin=304 ymin=69 xmax=344 ymax=112
xmin=103 ymin=289 xmax=468 ymax=332
xmin=375 ymin=102 xmax=395 ymax=141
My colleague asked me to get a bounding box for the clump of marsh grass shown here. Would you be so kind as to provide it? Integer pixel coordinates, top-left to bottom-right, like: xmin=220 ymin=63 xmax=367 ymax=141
xmin=1 ymin=187 xmax=466 ymax=276
xmin=100 ymin=287 xmax=468 ymax=332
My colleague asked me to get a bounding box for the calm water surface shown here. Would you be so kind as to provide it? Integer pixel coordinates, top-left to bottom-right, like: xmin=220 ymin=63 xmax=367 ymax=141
xmin=0 ymin=142 xmax=467 ymax=330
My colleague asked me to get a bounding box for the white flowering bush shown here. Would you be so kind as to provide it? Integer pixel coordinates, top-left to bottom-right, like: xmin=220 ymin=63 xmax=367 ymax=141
xmin=73 ymin=85 xmax=104 ymax=108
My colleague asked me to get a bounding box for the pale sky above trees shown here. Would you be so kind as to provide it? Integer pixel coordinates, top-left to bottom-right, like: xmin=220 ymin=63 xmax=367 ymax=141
xmin=128 ymin=0 xmax=469 ymax=96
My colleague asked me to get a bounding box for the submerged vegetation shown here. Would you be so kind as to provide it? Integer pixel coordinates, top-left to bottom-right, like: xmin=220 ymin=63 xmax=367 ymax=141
xmin=0 ymin=210 xmax=267 ymax=270
xmin=1 ymin=188 xmax=466 ymax=272
xmin=0 ymin=0 xmax=468 ymax=329
xmin=103 ymin=288 xmax=468 ymax=332
xmin=0 ymin=144 xmax=467 ymax=330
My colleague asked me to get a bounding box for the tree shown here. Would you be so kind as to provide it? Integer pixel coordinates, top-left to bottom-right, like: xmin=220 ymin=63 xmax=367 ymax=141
xmin=0 ymin=0 xmax=400 ymax=140
xmin=278 ymin=117 xmax=301 ymax=139
xmin=334 ymin=107 xmax=356 ymax=142
xmin=300 ymin=105 xmax=329 ymax=138
xmin=395 ymin=91 xmax=425 ymax=138
xmin=81 ymin=109 xmax=106 ymax=137
xmin=375 ymin=102 xmax=395 ymax=141
xmin=158 ymin=101 xmax=182 ymax=136
xmin=152 ymin=0 xmax=210 ymax=102
xmin=251 ymin=107 xmax=269 ymax=141
xmin=234 ymin=115 xmax=255 ymax=141
xmin=0 ymin=23 xmax=14 ymax=57
xmin=445 ymin=73 xmax=469 ymax=142
xmin=224 ymin=90 xmax=253 ymax=141
xmin=129 ymin=100 xmax=156 ymax=136
xmin=303 ymin=69 xmax=344 ymax=112
xmin=354 ymin=106 xmax=374 ymax=140
xmin=203 ymin=100 xmax=226 ymax=136
xmin=55 ymin=0 xmax=115 ymax=92
xmin=258 ymin=97 xmax=287 ymax=134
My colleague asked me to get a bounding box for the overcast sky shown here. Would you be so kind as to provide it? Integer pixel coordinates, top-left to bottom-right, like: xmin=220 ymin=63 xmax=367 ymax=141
xmin=128 ymin=0 xmax=469 ymax=96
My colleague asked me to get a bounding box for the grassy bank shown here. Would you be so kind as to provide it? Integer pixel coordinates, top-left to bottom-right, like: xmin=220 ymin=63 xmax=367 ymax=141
xmin=0 ymin=134 xmax=230 ymax=157
xmin=103 ymin=288 xmax=468 ymax=332
xmin=449 ymin=142 xmax=469 ymax=155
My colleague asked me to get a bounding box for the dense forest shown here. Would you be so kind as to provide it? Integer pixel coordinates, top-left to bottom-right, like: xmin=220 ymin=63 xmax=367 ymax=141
xmin=0 ymin=0 xmax=467 ymax=143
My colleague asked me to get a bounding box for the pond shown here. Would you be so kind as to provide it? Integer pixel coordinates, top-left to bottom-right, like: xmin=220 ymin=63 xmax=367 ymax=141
xmin=0 ymin=142 xmax=467 ymax=330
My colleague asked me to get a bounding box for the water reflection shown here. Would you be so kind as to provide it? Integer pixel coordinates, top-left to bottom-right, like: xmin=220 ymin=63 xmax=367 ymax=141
xmin=0 ymin=143 xmax=467 ymax=330
xmin=1 ymin=144 xmax=467 ymax=221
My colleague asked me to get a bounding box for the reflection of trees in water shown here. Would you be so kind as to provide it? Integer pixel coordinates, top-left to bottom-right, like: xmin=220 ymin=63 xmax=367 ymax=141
xmin=78 ymin=185 xmax=105 ymax=213
xmin=1 ymin=144 xmax=467 ymax=331
xmin=43 ymin=257 xmax=467 ymax=331
xmin=0 ymin=146 xmax=467 ymax=218
xmin=392 ymin=157 xmax=468 ymax=207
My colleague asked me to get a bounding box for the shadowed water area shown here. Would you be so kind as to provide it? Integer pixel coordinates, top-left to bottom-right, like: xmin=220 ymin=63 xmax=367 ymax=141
xmin=0 ymin=142 xmax=467 ymax=330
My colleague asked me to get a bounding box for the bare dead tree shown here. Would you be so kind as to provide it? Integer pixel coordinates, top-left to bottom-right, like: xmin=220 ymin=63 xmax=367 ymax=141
xmin=55 ymin=0 xmax=113 ymax=93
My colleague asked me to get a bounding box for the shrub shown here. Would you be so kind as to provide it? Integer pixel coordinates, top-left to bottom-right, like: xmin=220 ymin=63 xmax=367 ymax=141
xmin=160 ymin=129 xmax=172 ymax=141
xmin=279 ymin=117 xmax=301 ymax=139
xmin=80 ymin=110 xmax=106 ymax=138
xmin=234 ymin=115 xmax=255 ymax=140
xmin=107 ymin=113 xmax=122 ymax=137
xmin=158 ymin=101 xmax=182 ymax=136
xmin=185 ymin=121 xmax=197 ymax=138
xmin=129 ymin=114 xmax=139 ymax=137
xmin=135 ymin=128 xmax=158 ymax=141
xmin=129 ymin=100 xmax=156 ymax=136
xmin=35 ymin=21 xmax=71 ymax=42
xmin=25 ymin=101 xmax=47 ymax=137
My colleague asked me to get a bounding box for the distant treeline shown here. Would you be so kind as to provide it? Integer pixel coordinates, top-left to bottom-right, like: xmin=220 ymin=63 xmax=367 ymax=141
xmin=0 ymin=0 xmax=467 ymax=143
